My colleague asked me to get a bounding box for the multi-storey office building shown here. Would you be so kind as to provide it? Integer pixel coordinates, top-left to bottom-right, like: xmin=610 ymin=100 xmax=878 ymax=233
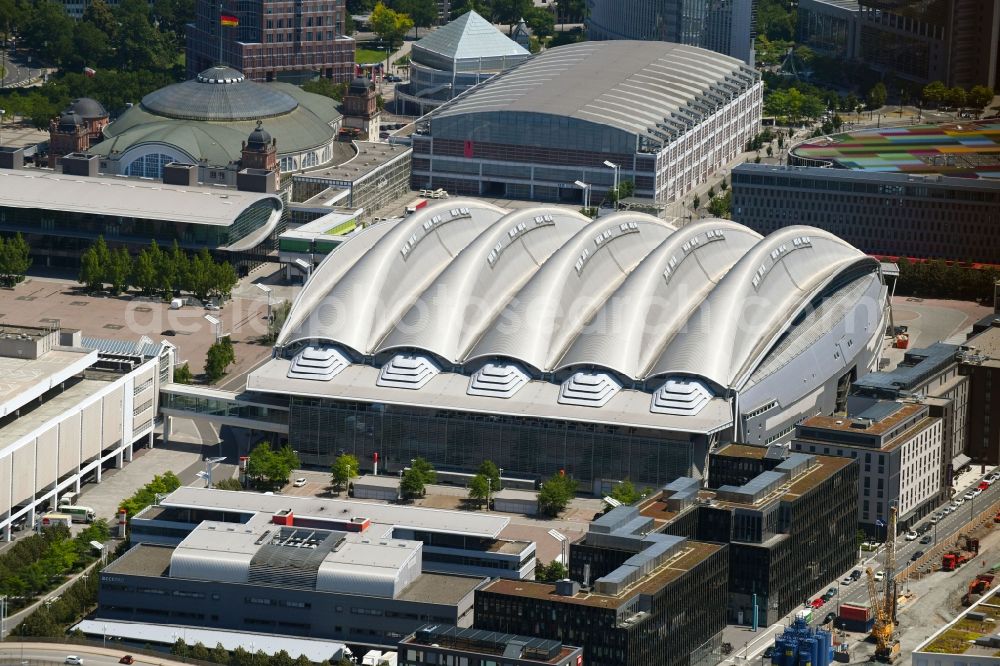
xmin=186 ymin=0 xmax=354 ymax=82
xmin=854 ymin=342 xmax=969 ymax=486
xmin=475 ymin=537 xmax=728 ymax=666
xmin=629 ymin=448 xmax=858 ymax=626
xmin=793 ymin=400 xmax=943 ymax=533
xmin=959 ymin=322 xmax=1000 ymax=465
xmin=0 ymin=325 xmax=172 ymax=540
xmin=411 ymin=41 xmax=762 ymax=204
xmin=398 ymin=625 xmax=583 ymax=666
xmin=585 ymin=0 xmax=756 ymax=64
xmin=129 ymin=486 xmax=536 ymax=580
xmin=99 ymin=515 xmax=485 ymax=647
xmin=797 ymin=0 xmax=860 ymax=60
xmin=733 ymin=165 xmax=1000 ymax=263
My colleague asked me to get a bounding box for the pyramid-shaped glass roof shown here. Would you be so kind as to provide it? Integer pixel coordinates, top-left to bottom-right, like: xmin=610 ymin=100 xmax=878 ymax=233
xmin=413 ymin=10 xmax=529 ymax=62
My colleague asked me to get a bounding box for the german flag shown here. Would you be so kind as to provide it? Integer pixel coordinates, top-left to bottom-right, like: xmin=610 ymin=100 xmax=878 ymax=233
xmin=220 ymin=13 xmax=238 ymax=26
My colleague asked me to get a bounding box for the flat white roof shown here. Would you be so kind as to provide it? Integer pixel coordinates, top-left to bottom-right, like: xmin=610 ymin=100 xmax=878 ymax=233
xmin=0 ymin=170 xmax=281 ymax=227
xmin=75 ymin=619 xmax=348 ymax=661
xmin=160 ymin=486 xmax=510 ymax=539
xmin=0 ymin=347 xmax=97 ymax=419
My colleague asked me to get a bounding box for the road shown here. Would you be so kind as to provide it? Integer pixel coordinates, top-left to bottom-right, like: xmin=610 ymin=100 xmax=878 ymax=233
xmin=1 ymin=643 xmax=191 ymax=666
xmin=1 ymin=50 xmax=44 ymax=87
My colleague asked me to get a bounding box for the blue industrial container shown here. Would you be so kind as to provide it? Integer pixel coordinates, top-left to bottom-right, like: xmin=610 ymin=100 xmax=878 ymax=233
xmin=768 ymin=618 xmax=834 ymax=666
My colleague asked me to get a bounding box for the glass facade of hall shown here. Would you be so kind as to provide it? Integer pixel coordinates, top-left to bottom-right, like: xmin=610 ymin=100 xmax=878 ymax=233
xmin=289 ymin=397 xmax=695 ymax=486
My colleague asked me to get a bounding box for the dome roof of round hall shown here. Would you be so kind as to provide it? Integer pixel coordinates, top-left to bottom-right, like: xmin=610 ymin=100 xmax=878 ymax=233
xmin=140 ymin=65 xmax=299 ymax=121
xmin=69 ymin=97 xmax=108 ymax=119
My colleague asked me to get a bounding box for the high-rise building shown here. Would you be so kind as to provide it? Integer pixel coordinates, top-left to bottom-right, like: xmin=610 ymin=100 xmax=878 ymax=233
xmin=959 ymin=320 xmax=1000 ymax=465
xmin=585 ymin=0 xmax=756 ymax=64
xmin=797 ymin=0 xmax=1000 ymax=88
xmin=185 ymin=0 xmax=354 ymax=83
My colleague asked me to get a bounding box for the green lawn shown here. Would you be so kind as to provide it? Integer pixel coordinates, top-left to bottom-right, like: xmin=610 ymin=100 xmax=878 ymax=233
xmin=356 ymin=48 xmax=389 ymax=64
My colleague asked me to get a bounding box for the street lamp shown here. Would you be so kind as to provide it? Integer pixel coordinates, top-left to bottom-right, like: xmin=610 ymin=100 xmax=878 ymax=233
xmin=603 ymin=160 xmax=620 ymax=210
xmin=103 ymin=623 xmax=108 ymax=649
xmin=0 ymin=109 xmax=5 ymax=148
xmin=548 ymin=529 xmax=568 ymax=570
xmin=255 ymin=283 xmax=273 ymax=323
xmin=1 ymin=594 xmax=7 ymax=640
xmin=203 ymin=456 xmax=226 ymax=488
xmin=203 ymin=314 xmax=221 ymax=341
xmin=573 ymin=180 xmax=591 ymax=214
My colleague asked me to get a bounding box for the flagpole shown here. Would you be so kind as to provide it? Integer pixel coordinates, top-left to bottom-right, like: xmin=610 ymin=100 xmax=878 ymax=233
xmin=218 ymin=0 xmax=223 ymax=65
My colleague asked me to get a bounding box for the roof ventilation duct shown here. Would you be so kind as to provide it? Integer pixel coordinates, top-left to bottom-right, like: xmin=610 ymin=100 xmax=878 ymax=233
xmin=558 ymin=371 xmax=621 ymax=407
xmin=650 ymin=377 xmax=712 ymax=416
xmin=467 ymin=362 xmax=530 ymax=398
xmin=287 ymin=345 xmax=350 ymax=381
xmin=377 ymin=353 xmax=440 ymax=389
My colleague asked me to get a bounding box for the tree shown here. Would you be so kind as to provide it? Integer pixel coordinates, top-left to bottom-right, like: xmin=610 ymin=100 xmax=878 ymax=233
xmin=534 ymin=559 xmax=568 ymax=582
xmin=173 ymin=362 xmax=193 ymax=384
xmin=246 ymin=441 xmax=298 ymax=489
xmin=555 ymin=0 xmax=586 ymax=25
xmin=70 ymin=20 xmax=112 ymax=71
xmin=707 ymin=190 xmax=732 ymax=219
xmin=948 ymin=86 xmax=967 ymax=110
xmin=707 ymin=186 xmax=715 ymax=199
xmin=190 ymin=643 xmax=212 ymax=663
xmin=400 ymin=467 xmax=426 ymax=499
xmin=720 ymin=177 xmax=728 ymax=192
xmin=411 ymin=456 xmax=436 ymax=485
xmin=271 ymin=651 xmax=295 ymax=666
xmin=491 ymin=0 xmax=532 ymax=32
xmin=22 ymin=0 xmax=74 ymax=67
xmin=0 ymin=233 xmax=31 ymax=286
xmin=106 ymin=247 xmax=132 ymax=295
xmin=397 ymin=0 xmax=435 ymax=36
xmin=79 ymin=239 xmax=106 ymax=292
xmin=793 ymin=45 xmax=814 ymax=68
xmin=210 ymin=643 xmax=230 ymax=665
xmin=171 ymin=639 xmax=189 ymax=657
xmin=370 ymin=2 xmax=413 ymax=48
xmin=478 ymin=460 xmax=502 ymax=491
xmin=83 ymin=0 xmax=117 ymax=40
xmin=114 ymin=0 xmax=176 ymax=71
xmin=449 ymin=0 xmax=488 ymax=19
xmin=921 ymin=80 xmax=946 ymax=108
xmin=230 ymin=647 xmax=254 ymax=666
xmin=968 ymin=85 xmax=994 ymax=112
xmin=330 ymin=453 xmax=360 ymax=492
xmin=692 ymin=194 xmax=701 ymax=209
xmin=205 ymin=339 xmax=235 ymax=383
xmin=524 ymin=5 xmax=554 ymax=38
xmin=302 ymin=78 xmax=349 ymax=101
xmin=213 ymin=478 xmax=243 ymax=490
xmin=537 ymin=472 xmax=578 ymax=517
xmin=867 ymin=82 xmax=887 ymax=110
xmin=467 ymin=473 xmax=491 ymax=508
xmin=608 ymin=479 xmax=642 ymax=506
xmin=132 ymin=246 xmax=158 ymax=295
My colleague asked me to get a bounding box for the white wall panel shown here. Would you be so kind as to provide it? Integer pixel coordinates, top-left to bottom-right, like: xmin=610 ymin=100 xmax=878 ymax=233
xmin=82 ymin=402 xmax=102 ymax=461
xmin=102 ymin=393 xmax=123 ymax=450
xmin=58 ymin=412 xmax=82 ymax=477
xmin=35 ymin=428 xmax=58 ymax=489
xmin=0 ymin=455 xmax=11 ymax=516
xmin=11 ymin=441 xmax=35 ymax=506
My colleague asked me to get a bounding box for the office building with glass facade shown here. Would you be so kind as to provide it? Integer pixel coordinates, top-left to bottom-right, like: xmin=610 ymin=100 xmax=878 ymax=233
xmin=243 ymin=199 xmax=887 ymax=489
xmin=0 ymin=168 xmax=283 ymax=269
xmin=475 ymin=536 xmax=728 ymax=666
xmin=398 ymin=625 xmax=583 ymax=666
xmin=411 ymin=41 xmax=762 ymax=204
xmin=585 ymin=0 xmax=755 ymax=64
xmin=731 ymin=124 xmax=1000 ymax=263
xmin=635 ymin=447 xmax=859 ymax=626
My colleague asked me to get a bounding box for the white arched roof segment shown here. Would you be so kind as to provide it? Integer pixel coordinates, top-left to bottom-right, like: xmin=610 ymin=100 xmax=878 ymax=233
xmin=280 ymin=199 xmax=507 ymax=352
xmin=555 ymin=219 xmax=762 ymax=380
xmin=277 ymin=219 xmax=396 ymax=347
xmin=467 ymin=212 xmax=676 ymax=372
xmin=651 ymin=226 xmax=880 ymax=388
xmin=376 ymin=207 xmax=592 ymax=362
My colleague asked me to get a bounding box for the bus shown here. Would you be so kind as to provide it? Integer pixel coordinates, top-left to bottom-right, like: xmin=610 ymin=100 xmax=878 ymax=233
xmin=60 ymin=505 xmax=96 ymax=523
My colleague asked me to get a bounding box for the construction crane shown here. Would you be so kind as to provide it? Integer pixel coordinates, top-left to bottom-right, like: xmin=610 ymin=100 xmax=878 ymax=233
xmin=866 ymin=506 xmax=900 ymax=663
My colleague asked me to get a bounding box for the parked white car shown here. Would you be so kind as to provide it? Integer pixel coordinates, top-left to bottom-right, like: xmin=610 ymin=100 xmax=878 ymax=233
xmin=904 ymin=531 xmax=918 ymax=541
xmin=65 ymin=657 xmax=83 ymax=665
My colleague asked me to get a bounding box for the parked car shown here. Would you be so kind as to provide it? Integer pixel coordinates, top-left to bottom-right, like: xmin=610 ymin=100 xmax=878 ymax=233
xmin=964 ymin=491 xmax=976 ymax=500
xmin=65 ymin=657 xmax=83 ymax=665
xmin=811 ymin=598 xmax=824 ymax=609
xmin=931 ymin=513 xmax=941 ymax=523
xmin=823 ymin=612 xmax=837 ymax=625
xmin=953 ymin=497 xmax=965 ymax=507
xmin=841 ymin=576 xmax=853 ymax=586
xmin=973 ymin=488 xmax=983 ymax=497
xmin=826 ymin=586 xmax=838 ymax=596
xmin=904 ymin=531 xmax=918 ymax=541
xmin=979 ymin=481 xmax=991 ymax=490
xmin=874 ymin=571 xmax=885 ymax=582
xmin=911 ymin=550 xmax=925 ymax=561
xmin=851 ymin=569 xmax=862 ymax=580
xmin=161 ymin=329 xmax=176 ymax=336
xmin=763 ymin=647 xmax=775 ymax=659
xmin=385 ymin=74 xmax=403 ymax=82
xmin=822 ymin=592 xmax=834 ymax=602
xmin=917 ymin=523 xmax=932 ymax=534
xmin=293 ymin=477 xmax=307 ymax=487
xmin=119 ymin=656 xmax=135 ymax=664
xmin=920 ymin=535 xmax=933 ymax=544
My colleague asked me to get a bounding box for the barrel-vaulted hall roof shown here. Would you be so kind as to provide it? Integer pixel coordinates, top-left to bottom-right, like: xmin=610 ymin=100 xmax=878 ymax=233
xmin=277 ymin=199 xmax=881 ymax=394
